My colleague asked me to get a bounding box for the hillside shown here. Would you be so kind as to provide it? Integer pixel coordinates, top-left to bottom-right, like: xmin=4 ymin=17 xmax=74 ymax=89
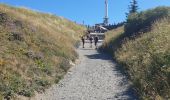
xmin=0 ymin=4 xmax=85 ymax=99
xmin=101 ymin=26 xmax=124 ymax=54
xmin=102 ymin=7 xmax=170 ymax=99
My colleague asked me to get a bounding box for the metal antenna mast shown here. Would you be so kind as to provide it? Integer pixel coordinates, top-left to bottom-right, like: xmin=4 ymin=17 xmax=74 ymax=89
xmin=103 ymin=0 xmax=109 ymax=25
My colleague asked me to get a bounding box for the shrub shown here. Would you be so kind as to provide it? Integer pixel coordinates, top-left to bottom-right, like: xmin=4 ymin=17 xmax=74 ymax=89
xmin=8 ymin=32 xmax=24 ymax=41
xmin=18 ymin=89 xmax=34 ymax=97
xmin=125 ymin=7 xmax=170 ymax=36
xmin=59 ymin=58 xmax=70 ymax=72
xmin=0 ymin=13 xmax=8 ymax=23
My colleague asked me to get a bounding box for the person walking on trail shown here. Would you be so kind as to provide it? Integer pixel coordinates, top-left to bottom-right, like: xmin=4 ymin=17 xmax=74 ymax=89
xmin=94 ymin=35 xmax=99 ymax=49
xmin=81 ymin=36 xmax=85 ymax=48
xmin=89 ymin=36 xmax=93 ymax=48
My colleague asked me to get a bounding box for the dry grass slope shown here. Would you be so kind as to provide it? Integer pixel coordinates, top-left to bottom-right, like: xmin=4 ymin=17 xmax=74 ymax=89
xmin=103 ymin=19 xmax=170 ymax=99
xmin=101 ymin=26 xmax=124 ymax=54
xmin=103 ymin=7 xmax=170 ymax=100
xmin=116 ymin=18 xmax=170 ymax=99
xmin=102 ymin=6 xmax=170 ymax=99
xmin=0 ymin=4 xmax=86 ymax=99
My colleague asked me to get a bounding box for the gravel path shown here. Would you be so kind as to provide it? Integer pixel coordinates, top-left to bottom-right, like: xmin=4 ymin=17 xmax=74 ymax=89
xmin=32 ymin=43 xmax=138 ymax=100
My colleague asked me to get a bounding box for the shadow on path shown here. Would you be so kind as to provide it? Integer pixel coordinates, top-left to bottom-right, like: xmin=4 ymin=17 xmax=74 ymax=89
xmin=79 ymin=48 xmax=95 ymax=50
xmin=85 ymin=50 xmax=139 ymax=100
xmin=85 ymin=53 xmax=111 ymax=60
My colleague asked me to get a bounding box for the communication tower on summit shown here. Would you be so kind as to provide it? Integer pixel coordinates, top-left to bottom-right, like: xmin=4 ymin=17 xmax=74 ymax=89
xmin=103 ymin=0 xmax=109 ymax=25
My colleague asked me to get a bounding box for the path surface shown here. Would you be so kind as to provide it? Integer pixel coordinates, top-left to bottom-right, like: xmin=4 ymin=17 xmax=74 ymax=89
xmin=32 ymin=43 xmax=138 ymax=100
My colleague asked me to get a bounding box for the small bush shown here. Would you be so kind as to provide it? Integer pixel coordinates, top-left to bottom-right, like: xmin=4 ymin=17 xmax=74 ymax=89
xmin=34 ymin=78 xmax=51 ymax=93
xmin=8 ymin=32 xmax=24 ymax=41
xmin=35 ymin=79 xmax=50 ymax=87
xmin=0 ymin=13 xmax=8 ymax=23
xmin=18 ymin=88 xmax=34 ymax=97
xmin=125 ymin=7 xmax=170 ymax=36
xmin=55 ymin=75 xmax=63 ymax=84
xmin=0 ymin=74 xmax=25 ymax=99
xmin=59 ymin=58 xmax=70 ymax=72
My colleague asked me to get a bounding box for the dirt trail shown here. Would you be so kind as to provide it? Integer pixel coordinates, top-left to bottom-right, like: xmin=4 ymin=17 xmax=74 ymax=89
xmin=32 ymin=43 xmax=138 ymax=100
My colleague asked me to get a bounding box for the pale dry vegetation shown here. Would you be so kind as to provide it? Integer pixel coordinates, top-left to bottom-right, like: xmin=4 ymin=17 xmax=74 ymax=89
xmin=102 ymin=7 xmax=170 ymax=99
xmin=101 ymin=26 xmax=124 ymax=53
xmin=0 ymin=4 xmax=85 ymax=99
xmin=116 ymin=18 xmax=170 ymax=99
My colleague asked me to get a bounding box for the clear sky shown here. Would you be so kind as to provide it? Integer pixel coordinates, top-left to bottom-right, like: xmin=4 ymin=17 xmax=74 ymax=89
xmin=0 ymin=0 xmax=170 ymax=25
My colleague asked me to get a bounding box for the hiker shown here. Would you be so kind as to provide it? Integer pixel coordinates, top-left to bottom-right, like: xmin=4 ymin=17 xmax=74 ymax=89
xmin=81 ymin=36 xmax=85 ymax=48
xmin=86 ymin=34 xmax=89 ymax=40
xmin=89 ymin=36 xmax=93 ymax=48
xmin=94 ymin=35 xmax=99 ymax=49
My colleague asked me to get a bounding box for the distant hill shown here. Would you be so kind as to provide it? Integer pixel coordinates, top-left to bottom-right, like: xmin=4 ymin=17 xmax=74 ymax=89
xmin=0 ymin=4 xmax=86 ymax=99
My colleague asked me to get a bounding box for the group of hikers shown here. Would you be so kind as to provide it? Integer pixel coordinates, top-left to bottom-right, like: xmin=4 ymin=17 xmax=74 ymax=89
xmin=81 ymin=35 xmax=99 ymax=49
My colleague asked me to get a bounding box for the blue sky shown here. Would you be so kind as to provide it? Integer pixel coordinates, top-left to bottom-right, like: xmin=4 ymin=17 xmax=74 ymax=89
xmin=0 ymin=0 xmax=170 ymax=25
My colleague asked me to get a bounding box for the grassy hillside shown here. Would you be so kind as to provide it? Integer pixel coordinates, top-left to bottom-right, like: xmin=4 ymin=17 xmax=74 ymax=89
xmin=0 ymin=4 xmax=85 ymax=99
xmin=102 ymin=7 xmax=170 ymax=99
xmin=101 ymin=26 xmax=124 ymax=54
xmin=125 ymin=7 xmax=170 ymax=36
xmin=116 ymin=18 xmax=170 ymax=99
